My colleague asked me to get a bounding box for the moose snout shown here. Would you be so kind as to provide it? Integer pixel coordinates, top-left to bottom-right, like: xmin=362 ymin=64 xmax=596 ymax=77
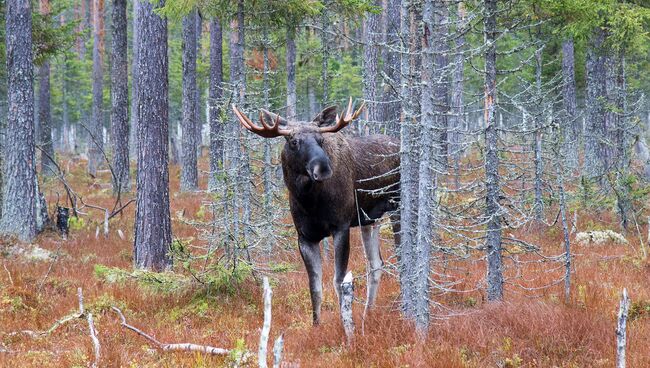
xmin=307 ymin=159 xmax=333 ymax=182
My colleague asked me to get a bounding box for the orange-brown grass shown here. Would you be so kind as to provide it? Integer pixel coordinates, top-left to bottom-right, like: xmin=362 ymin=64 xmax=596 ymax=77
xmin=1 ymin=155 xmax=649 ymax=367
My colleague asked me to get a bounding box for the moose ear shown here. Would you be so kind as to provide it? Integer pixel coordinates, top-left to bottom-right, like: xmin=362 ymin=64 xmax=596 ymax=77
xmin=312 ymin=105 xmax=338 ymax=127
xmin=260 ymin=109 xmax=288 ymax=127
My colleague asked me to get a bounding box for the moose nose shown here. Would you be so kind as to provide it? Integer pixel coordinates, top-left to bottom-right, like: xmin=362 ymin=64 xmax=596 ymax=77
xmin=310 ymin=163 xmax=333 ymax=182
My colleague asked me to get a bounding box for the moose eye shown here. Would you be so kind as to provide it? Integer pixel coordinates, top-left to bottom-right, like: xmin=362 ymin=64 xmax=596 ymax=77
xmin=316 ymin=137 xmax=324 ymax=146
xmin=289 ymin=139 xmax=299 ymax=149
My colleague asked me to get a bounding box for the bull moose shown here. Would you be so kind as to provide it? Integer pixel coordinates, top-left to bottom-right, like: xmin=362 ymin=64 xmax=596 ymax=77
xmin=232 ymin=99 xmax=401 ymax=325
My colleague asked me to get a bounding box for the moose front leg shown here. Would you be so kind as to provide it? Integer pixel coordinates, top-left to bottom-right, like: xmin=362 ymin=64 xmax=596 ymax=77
xmin=332 ymin=227 xmax=351 ymax=304
xmin=299 ymin=236 xmax=323 ymax=325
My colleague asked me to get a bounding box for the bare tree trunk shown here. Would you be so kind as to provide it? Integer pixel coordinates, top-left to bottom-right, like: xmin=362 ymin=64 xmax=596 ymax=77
xmin=133 ymin=0 xmax=172 ymax=271
xmin=382 ymin=0 xmax=401 ymax=136
xmin=1 ymin=0 xmax=38 ymax=242
xmin=208 ymin=17 xmax=223 ymax=192
xmin=484 ymin=0 xmax=503 ymax=302
xmin=412 ymin=0 xmax=448 ymax=334
xmin=88 ymin=0 xmax=105 ymax=177
xmin=533 ymin=47 xmax=544 ymax=222
xmin=449 ymin=2 xmax=466 ymax=189
xmin=286 ymin=27 xmax=297 ymax=119
xmin=362 ymin=0 xmax=381 ymax=134
xmin=181 ymin=10 xmax=199 ymax=192
xmin=398 ymin=0 xmax=419 ymax=319
xmin=111 ymin=0 xmax=130 ymax=194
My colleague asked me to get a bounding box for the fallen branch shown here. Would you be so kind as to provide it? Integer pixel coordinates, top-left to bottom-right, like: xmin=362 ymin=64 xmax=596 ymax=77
xmin=111 ymin=307 xmax=229 ymax=355
xmin=76 ymin=287 xmax=101 ymax=368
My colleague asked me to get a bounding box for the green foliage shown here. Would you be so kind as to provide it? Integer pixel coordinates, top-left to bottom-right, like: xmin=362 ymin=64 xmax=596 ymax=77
xmin=68 ymin=216 xmax=86 ymax=231
xmin=93 ymin=264 xmax=192 ymax=294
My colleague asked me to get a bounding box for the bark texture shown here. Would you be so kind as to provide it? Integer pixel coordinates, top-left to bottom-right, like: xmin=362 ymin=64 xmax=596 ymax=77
xmin=181 ymin=10 xmax=199 ymax=192
xmin=38 ymin=0 xmax=54 ymax=177
xmin=382 ymin=0 xmax=401 ymax=136
xmin=1 ymin=0 xmax=38 ymax=242
xmin=111 ymin=0 xmax=130 ymax=194
xmin=133 ymin=0 xmax=172 ymax=270
xmin=362 ymin=0 xmax=381 ymax=134
xmin=561 ymin=38 xmax=578 ymax=160
xmin=398 ymin=0 xmax=420 ymax=319
xmin=286 ymin=27 xmax=297 ymax=119
xmin=484 ymin=0 xmax=503 ymax=301
xmin=88 ymin=0 xmax=105 ymax=177
xmin=38 ymin=60 xmax=55 ymax=176
xmin=208 ymin=18 xmax=223 ymax=192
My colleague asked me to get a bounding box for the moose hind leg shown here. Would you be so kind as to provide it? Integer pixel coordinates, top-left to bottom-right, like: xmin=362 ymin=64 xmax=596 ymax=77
xmin=361 ymin=224 xmax=382 ymax=317
xmin=332 ymin=228 xmax=351 ymax=305
xmin=299 ymin=237 xmax=323 ymax=325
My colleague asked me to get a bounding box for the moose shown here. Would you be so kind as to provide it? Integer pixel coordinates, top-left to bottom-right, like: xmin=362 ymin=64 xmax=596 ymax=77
xmin=232 ymin=99 xmax=401 ymax=325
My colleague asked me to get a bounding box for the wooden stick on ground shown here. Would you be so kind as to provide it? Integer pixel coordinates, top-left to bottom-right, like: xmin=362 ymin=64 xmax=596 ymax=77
xmin=111 ymin=307 xmax=229 ymax=355
xmin=259 ymin=277 xmax=272 ymax=368
xmin=340 ymin=272 xmax=355 ymax=347
xmin=272 ymin=333 xmax=284 ymax=368
xmin=616 ymin=288 xmax=630 ymax=368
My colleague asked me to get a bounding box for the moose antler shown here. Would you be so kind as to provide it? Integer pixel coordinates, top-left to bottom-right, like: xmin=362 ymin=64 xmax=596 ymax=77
xmin=232 ymin=105 xmax=292 ymax=138
xmin=319 ymin=97 xmax=365 ymax=134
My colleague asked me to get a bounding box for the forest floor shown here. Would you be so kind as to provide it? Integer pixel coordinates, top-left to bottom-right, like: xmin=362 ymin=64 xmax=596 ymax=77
xmin=1 ymin=156 xmax=650 ymax=367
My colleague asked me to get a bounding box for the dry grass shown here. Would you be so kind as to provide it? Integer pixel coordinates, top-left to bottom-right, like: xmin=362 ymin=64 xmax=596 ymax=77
xmin=1 ymin=155 xmax=650 ymax=367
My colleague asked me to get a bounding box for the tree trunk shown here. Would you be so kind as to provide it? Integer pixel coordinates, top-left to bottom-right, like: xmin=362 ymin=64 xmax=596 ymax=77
xmin=585 ymin=29 xmax=608 ymax=179
xmin=129 ymin=0 xmax=139 ymax=160
xmin=561 ymin=37 xmax=578 ymax=168
xmin=398 ymin=0 xmax=419 ymax=319
xmin=133 ymin=0 xmax=172 ymax=271
xmin=382 ymin=0 xmax=401 ymax=136
xmin=533 ymin=47 xmax=544 ymax=222
xmin=208 ymin=17 xmax=223 ymax=192
xmin=195 ymin=14 xmax=204 ymax=154
xmin=286 ymin=27 xmax=297 ymax=119
xmin=111 ymin=0 xmax=130 ymax=194
xmin=181 ymin=10 xmax=199 ymax=192
xmin=38 ymin=60 xmax=55 ymax=177
xmin=1 ymin=0 xmax=38 ymax=242
xmin=320 ymin=3 xmax=330 ymax=105
xmin=484 ymin=0 xmax=503 ymax=302
xmin=449 ymin=2 xmax=466 ymax=190
xmin=88 ymin=0 xmax=105 ymax=177
xmin=362 ymin=0 xmax=381 ymax=134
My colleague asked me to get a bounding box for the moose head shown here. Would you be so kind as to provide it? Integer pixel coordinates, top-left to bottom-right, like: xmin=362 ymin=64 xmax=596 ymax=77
xmin=232 ymin=98 xmax=365 ymax=183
